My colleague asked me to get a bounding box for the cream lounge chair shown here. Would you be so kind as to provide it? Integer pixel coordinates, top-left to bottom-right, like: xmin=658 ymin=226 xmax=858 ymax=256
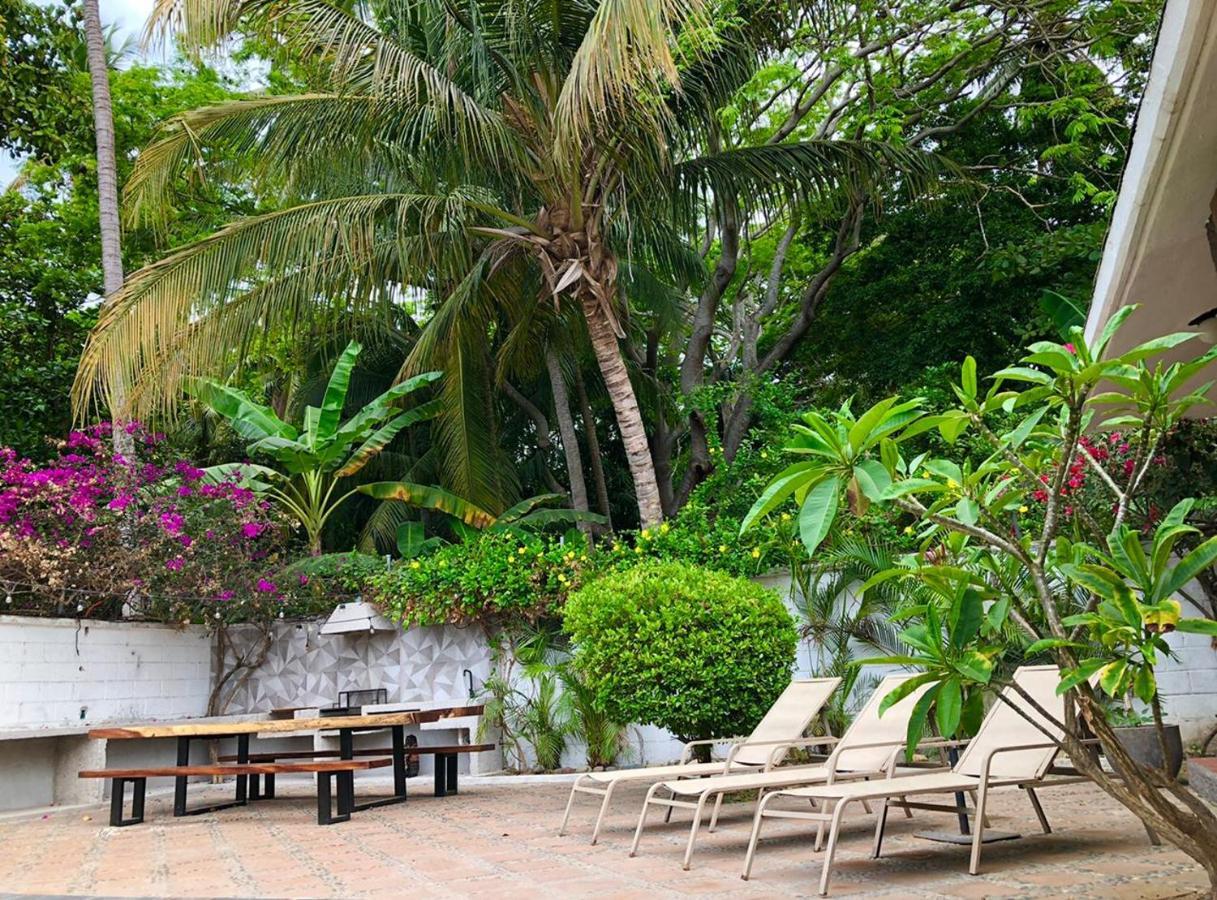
xmin=742 ymin=664 xmax=1090 ymax=895
xmin=558 ymin=676 xmax=840 ymax=844
xmin=627 ymin=671 xmax=943 ymax=870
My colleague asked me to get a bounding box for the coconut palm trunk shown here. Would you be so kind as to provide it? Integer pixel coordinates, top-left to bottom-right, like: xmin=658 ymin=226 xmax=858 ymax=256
xmin=544 ymin=346 xmax=592 ymax=533
xmin=81 ymin=0 xmax=133 ymax=456
xmin=579 ymin=292 xmax=662 ymax=527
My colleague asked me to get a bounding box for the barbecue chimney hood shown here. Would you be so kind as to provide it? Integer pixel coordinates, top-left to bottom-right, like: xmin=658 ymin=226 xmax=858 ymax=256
xmin=320 ymin=599 xmax=396 ymax=635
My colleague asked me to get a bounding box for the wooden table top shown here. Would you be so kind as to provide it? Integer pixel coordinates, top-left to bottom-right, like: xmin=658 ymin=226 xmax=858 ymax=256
xmin=89 ymin=704 xmax=484 ymax=740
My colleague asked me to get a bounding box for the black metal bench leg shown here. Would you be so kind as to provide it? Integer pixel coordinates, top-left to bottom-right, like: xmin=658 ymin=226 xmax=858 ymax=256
xmin=110 ymin=778 xmax=146 ymax=827
xmin=249 ymin=774 xmax=261 ymax=800
xmin=434 ymin=753 xmax=458 ymax=796
xmin=264 ymin=773 xmax=275 ymax=799
xmin=317 ymin=773 xmax=350 ymax=825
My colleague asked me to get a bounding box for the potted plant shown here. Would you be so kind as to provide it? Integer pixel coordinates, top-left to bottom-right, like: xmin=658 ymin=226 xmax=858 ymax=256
xmin=1106 ymin=705 xmax=1183 ymax=778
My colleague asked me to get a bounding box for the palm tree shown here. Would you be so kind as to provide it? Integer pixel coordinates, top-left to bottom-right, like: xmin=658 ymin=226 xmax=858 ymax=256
xmin=73 ymin=0 xmax=939 ymax=527
xmin=80 ymin=0 xmax=134 ymax=457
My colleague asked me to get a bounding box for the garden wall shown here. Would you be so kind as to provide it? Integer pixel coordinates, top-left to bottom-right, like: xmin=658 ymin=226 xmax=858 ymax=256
xmin=0 ymin=616 xmax=215 ymax=811
xmin=0 ymin=616 xmax=213 ymax=728
xmin=219 ymin=620 xmax=492 ymax=711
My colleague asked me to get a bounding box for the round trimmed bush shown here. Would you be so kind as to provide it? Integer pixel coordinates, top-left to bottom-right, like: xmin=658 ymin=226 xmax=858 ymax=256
xmin=563 ymin=560 xmax=798 ymax=742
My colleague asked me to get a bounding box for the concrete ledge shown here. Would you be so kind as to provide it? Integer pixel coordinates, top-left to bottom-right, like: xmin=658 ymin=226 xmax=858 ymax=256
xmin=1187 ymin=757 xmax=1217 ymax=805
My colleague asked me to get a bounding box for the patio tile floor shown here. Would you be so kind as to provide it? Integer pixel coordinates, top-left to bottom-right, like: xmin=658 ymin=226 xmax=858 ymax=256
xmin=0 ymin=777 xmax=1206 ymax=898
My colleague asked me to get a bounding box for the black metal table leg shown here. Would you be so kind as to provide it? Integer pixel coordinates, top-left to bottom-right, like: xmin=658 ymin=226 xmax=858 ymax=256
xmin=446 ymin=753 xmax=458 ymax=794
xmin=173 ymin=732 xmax=250 ymax=817
xmin=235 ymin=734 xmax=250 ymax=803
xmin=338 ymin=729 xmax=355 ymax=816
xmin=264 ymin=773 xmax=276 ymax=799
xmin=173 ymin=737 xmax=190 ymax=816
xmin=392 ymin=725 xmax=407 ymax=800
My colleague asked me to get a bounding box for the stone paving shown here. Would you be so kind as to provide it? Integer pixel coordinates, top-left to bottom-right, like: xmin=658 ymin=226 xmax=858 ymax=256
xmin=0 ymin=776 xmax=1207 ymax=898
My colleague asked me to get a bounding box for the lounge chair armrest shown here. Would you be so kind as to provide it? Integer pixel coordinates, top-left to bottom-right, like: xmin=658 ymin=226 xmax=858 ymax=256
xmin=679 ymin=736 xmax=750 ymax=764
xmin=756 ymin=735 xmax=842 ymax=769
xmin=977 ymin=741 xmax=1063 ymax=783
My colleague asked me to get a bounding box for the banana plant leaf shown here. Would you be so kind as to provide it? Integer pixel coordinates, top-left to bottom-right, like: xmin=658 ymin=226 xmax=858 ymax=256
xmin=358 ymin=481 xmax=496 ymax=528
xmin=185 ymin=379 xmax=296 ymax=443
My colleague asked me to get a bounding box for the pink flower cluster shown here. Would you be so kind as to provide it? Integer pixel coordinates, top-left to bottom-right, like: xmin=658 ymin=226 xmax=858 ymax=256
xmin=1028 ymin=431 xmax=1168 ymax=521
xmin=0 ymin=423 xmax=296 ymax=612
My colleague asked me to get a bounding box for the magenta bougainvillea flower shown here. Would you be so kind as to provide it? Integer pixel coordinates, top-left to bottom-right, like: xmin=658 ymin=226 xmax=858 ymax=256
xmin=0 ymin=422 xmax=312 ymax=623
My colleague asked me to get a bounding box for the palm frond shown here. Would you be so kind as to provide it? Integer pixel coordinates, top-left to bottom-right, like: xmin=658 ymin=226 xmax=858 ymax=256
xmin=554 ymin=0 xmax=708 ymax=163
xmin=672 ymin=140 xmax=954 ymax=224
xmin=73 ymin=192 xmax=480 ymax=418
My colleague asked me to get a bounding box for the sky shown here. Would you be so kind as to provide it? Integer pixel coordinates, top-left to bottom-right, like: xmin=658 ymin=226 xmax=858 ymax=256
xmin=0 ymin=0 xmax=157 ymax=183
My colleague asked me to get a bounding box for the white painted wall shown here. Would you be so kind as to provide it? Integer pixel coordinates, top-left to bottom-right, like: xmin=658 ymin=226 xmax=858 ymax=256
xmin=1159 ymin=595 xmax=1217 ymax=743
xmin=0 ymin=616 xmax=212 ymax=728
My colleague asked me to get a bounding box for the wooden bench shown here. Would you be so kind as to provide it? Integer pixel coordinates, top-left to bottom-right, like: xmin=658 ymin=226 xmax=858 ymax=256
xmin=80 ymin=758 xmax=393 ymax=826
xmin=217 ymin=743 xmax=495 ymax=797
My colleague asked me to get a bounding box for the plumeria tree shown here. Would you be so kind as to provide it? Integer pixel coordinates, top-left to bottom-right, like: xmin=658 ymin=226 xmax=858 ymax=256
xmin=745 ymin=308 xmax=1217 ymax=886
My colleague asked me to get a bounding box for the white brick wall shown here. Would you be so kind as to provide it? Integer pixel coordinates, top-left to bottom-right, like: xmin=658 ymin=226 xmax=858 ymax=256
xmin=1160 ymin=598 xmax=1217 ymax=740
xmin=0 ymin=616 xmax=213 ymax=728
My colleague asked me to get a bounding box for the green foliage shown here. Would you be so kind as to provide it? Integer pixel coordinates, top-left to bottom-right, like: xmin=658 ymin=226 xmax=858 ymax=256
xmin=189 ymin=340 xmax=468 ymax=552
xmin=368 ymin=532 xmax=594 ymax=630
xmin=283 ymin=551 xmax=386 ymax=595
xmin=557 ymin=663 xmax=630 ymax=770
xmin=0 ymin=0 xmax=90 ymax=161
xmin=1060 ymin=506 xmax=1217 ymax=703
xmin=749 ymin=309 xmax=1217 ymax=759
xmin=0 ymin=5 xmax=246 ymax=456
xmin=740 ymin=396 xmax=925 ymax=555
xmin=563 ymin=560 xmax=798 ymax=741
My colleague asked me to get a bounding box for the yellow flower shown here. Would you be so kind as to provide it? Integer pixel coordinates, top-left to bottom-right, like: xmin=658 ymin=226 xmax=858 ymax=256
xmin=780 ymin=512 xmax=791 ymax=522
xmin=518 ymin=546 xmax=527 ymax=555
xmin=946 ymin=478 xmax=959 ymax=489
xmin=410 ymin=560 xmax=421 ymax=570
xmin=719 ymin=544 xmax=728 ymax=554
xmin=660 ymin=523 xmax=670 ymax=534
xmin=634 ymin=545 xmax=643 ymax=554
xmin=558 ymin=574 xmax=568 ymax=584
xmin=903 ymin=526 xmax=914 ymax=535
xmin=751 ymin=548 xmax=761 ymax=559
xmin=761 ymin=451 xmax=768 ymax=459
xmin=641 ymin=528 xmax=651 ymax=540
xmin=1018 ymin=505 xmax=1029 ymax=513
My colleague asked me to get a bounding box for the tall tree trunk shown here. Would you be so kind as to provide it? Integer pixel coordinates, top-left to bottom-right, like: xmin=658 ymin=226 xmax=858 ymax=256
xmin=579 ymin=294 xmax=663 ymax=527
xmin=82 ymin=0 xmax=133 ymax=456
xmin=544 ymin=346 xmax=591 ymax=534
xmin=573 ymin=367 xmax=612 ymax=531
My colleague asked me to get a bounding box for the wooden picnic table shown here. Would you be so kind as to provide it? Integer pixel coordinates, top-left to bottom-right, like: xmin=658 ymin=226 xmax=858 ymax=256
xmin=84 ymin=704 xmax=485 ymax=825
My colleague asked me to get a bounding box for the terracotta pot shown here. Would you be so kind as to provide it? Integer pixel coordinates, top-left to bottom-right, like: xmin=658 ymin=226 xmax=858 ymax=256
xmin=1112 ymin=724 xmax=1184 ymax=778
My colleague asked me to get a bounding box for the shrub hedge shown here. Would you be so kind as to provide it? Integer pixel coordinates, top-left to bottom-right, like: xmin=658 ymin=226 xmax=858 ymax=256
xmin=563 ymin=560 xmax=798 ymax=742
